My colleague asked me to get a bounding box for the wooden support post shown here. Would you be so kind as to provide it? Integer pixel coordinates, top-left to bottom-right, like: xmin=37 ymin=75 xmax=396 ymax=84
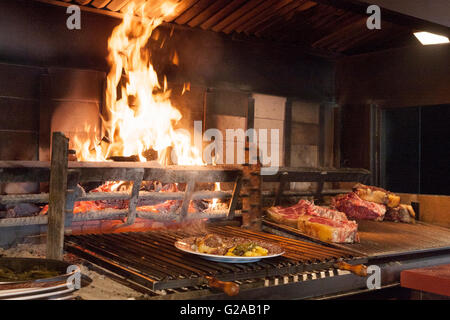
xmin=126 ymin=169 xmax=144 ymax=225
xmin=314 ymin=178 xmax=325 ymax=205
xmin=227 ymin=175 xmax=242 ymax=220
xmin=241 ymin=158 xmax=262 ymax=230
xmin=242 ymin=96 xmax=262 ymax=230
xmin=319 ymin=103 xmax=326 ymax=167
xmin=64 ymin=169 xmax=80 ymax=232
xmin=284 ymin=98 xmax=292 ymax=167
xmin=47 ymin=132 xmax=68 ymax=261
xmin=274 ymin=171 xmax=288 ymax=206
xmin=180 ymin=180 xmax=196 ymax=220
xmin=246 ymin=97 xmax=255 ymax=130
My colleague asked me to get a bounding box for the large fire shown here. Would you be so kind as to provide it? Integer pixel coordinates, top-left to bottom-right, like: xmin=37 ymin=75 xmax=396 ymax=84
xmin=57 ymin=2 xmax=224 ymax=218
xmin=74 ymin=1 xmax=202 ymax=166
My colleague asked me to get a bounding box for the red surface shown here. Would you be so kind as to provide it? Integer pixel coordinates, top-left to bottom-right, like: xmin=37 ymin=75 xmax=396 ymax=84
xmin=401 ymin=264 xmax=450 ymax=297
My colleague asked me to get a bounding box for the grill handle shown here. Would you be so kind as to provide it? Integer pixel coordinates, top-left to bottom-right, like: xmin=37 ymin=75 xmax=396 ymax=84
xmin=334 ymin=261 xmax=368 ymax=277
xmin=204 ymin=276 xmax=240 ymax=296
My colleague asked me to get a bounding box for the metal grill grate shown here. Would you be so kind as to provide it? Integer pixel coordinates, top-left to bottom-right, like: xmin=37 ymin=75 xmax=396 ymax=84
xmin=65 ymin=226 xmax=366 ymax=291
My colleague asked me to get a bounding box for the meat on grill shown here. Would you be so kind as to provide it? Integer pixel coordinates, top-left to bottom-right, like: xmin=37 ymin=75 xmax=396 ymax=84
xmin=332 ymin=192 xmax=386 ymax=221
xmin=190 ymin=234 xmax=283 ymax=256
xmin=194 ymin=234 xmax=229 ymax=255
xmin=266 ymin=200 xmax=348 ymax=227
xmin=384 ymin=204 xmax=416 ymax=223
xmin=266 ymin=200 xmax=359 ymax=243
xmin=296 ymin=215 xmax=359 ymax=243
xmin=353 ymin=183 xmax=400 ymax=208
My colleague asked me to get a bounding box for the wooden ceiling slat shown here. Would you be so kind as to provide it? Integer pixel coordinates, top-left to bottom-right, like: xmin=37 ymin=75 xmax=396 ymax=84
xmin=266 ymin=4 xmax=324 ymax=43
xmin=336 ymin=29 xmax=383 ymax=53
xmin=252 ymin=1 xmax=316 ymax=36
xmin=106 ymin=0 xmax=130 ymax=12
xmin=306 ymin=4 xmax=338 ymax=26
xmin=329 ymin=28 xmax=370 ymax=51
xmin=307 ymin=13 xmax=363 ymax=48
xmin=175 ymin=0 xmax=215 ymax=25
xmin=142 ymin=0 xmax=180 ymax=18
xmin=266 ymin=4 xmax=335 ymax=39
xmin=323 ymin=21 xmax=373 ymax=52
xmin=164 ymin=0 xmax=200 ymax=22
xmin=314 ymin=10 xmax=354 ymax=31
xmin=311 ymin=17 xmax=366 ymax=48
xmin=236 ymin=0 xmax=294 ymax=34
xmin=312 ymin=8 xmax=347 ymax=29
xmin=91 ymin=0 xmax=112 ymax=9
xmin=119 ymin=0 xmax=146 ymax=13
xmin=33 ymin=0 xmax=419 ymax=57
xmin=268 ymin=4 xmax=343 ymax=44
xmin=186 ymin=0 xmax=230 ymax=27
xmin=247 ymin=0 xmax=306 ymax=35
xmin=199 ymin=0 xmax=247 ymax=30
xmin=75 ymin=0 xmax=92 ymax=5
xmin=220 ymin=0 xmax=280 ymax=34
xmin=212 ymin=0 xmax=263 ymax=33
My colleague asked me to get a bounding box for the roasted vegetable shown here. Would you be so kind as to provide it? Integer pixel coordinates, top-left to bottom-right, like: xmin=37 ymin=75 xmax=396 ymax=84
xmin=226 ymin=242 xmax=268 ymax=257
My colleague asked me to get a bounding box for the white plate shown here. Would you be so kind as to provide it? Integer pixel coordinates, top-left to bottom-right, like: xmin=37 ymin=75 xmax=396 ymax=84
xmin=174 ymin=238 xmax=285 ymax=264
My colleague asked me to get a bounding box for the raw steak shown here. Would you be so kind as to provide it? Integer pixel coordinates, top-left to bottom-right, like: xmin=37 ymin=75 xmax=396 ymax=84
xmin=297 ymin=215 xmax=359 ymax=243
xmin=384 ymin=204 xmax=415 ymax=223
xmin=266 ymin=200 xmax=359 ymax=243
xmin=353 ymin=183 xmax=400 ymax=208
xmin=332 ymin=192 xmax=386 ymax=221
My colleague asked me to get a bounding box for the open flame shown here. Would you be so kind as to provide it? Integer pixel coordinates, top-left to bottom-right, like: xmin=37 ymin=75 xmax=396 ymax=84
xmin=210 ymin=182 xmax=221 ymax=209
xmin=60 ymin=2 xmax=227 ymax=217
xmin=73 ymin=1 xmax=202 ymax=166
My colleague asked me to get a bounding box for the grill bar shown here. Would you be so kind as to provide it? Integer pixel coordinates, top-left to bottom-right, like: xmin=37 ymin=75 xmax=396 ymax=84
xmin=65 ymin=226 xmax=366 ymax=291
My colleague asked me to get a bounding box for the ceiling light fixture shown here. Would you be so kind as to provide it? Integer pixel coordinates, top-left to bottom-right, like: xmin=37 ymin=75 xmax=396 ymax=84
xmin=413 ymin=31 xmax=450 ymax=45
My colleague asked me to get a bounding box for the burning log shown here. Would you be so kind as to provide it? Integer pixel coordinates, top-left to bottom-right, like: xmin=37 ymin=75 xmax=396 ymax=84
xmin=39 ymin=180 xmax=212 ymax=216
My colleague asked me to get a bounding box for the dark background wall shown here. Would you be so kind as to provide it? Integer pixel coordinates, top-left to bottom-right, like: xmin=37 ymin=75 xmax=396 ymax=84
xmin=381 ymin=105 xmax=450 ymax=195
xmin=336 ymin=44 xmax=450 ymax=193
xmin=336 ymin=44 xmax=450 ymax=108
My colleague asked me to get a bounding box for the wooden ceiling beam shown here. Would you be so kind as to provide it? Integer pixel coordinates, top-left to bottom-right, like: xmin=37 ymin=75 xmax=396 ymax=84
xmin=186 ymin=0 xmax=230 ymax=27
xmin=164 ymin=0 xmax=200 ymax=23
xmin=236 ymin=0 xmax=294 ymax=34
xmin=175 ymin=0 xmax=214 ymax=25
xmin=91 ymin=0 xmax=111 ymax=9
xmin=258 ymin=2 xmax=321 ymax=39
xmin=251 ymin=1 xmax=316 ymax=36
xmin=74 ymin=0 xmax=92 ymax=5
xmin=221 ymin=0 xmax=281 ymax=34
xmin=106 ymin=0 xmax=130 ymax=12
xmin=199 ymin=0 xmax=248 ymax=30
xmin=329 ymin=23 xmax=377 ymax=52
xmin=212 ymin=0 xmax=264 ymax=33
xmin=311 ymin=17 xmax=367 ymax=48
